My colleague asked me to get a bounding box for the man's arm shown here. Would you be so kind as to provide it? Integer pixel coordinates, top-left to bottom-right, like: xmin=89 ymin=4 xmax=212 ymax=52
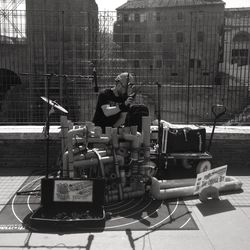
xmin=101 ymin=96 xmax=134 ymax=117
xmin=101 ymin=104 xmax=121 ymax=117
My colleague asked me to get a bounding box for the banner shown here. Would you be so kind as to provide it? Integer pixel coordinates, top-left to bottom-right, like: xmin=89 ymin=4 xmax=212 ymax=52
xmin=194 ymin=165 xmax=227 ymax=195
xmin=53 ymin=180 xmax=93 ymax=202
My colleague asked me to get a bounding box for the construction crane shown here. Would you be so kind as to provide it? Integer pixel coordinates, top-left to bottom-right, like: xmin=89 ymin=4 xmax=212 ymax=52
xmin=0 ymin=0 xmax=25 ymax=39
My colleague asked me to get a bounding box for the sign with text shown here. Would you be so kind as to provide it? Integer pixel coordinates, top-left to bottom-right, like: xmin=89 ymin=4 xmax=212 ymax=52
xmin=194 ymin=165 xmax=227 ymax=195
xmin=53 ymin=180 xmax=93 ymax=202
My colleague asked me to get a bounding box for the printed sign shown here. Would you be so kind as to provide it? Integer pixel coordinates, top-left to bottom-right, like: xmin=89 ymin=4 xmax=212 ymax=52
xmin=194 ymin=165 xmax=227 ymax=195
xmin=53 ymin=180 xmax=93 ymax=202
xmin=0 ymin=224 xmax=25 ymax=232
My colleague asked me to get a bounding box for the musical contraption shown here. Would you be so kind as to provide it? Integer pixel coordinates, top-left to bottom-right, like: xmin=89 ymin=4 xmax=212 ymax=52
xmin=59 ymin=115 xmax=243 ymax=203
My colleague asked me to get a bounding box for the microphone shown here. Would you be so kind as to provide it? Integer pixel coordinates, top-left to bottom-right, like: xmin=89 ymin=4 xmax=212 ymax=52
xmin=93 ymin=67 xmax=98 ymax=93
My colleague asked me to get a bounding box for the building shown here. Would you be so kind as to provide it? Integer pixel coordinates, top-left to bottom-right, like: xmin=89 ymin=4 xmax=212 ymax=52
xmin=0 ymin=0 xmax=98 ymax=123
xmin=220 ymin=8 xmax=250 ymax=86
xmin=26 ymin=0 xmax=98 ymax=76
xmin=113 ymin=0 xmax=225 ymax=85
xmin=219 ymin=8 xmax=250 ymax=123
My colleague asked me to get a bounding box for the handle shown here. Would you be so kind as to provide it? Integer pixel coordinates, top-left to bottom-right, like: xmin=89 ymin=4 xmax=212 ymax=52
xmin=207 ymin=104 xmax=226 ymax=151
xmin=212 ymin=104 xmax=226 ymax=120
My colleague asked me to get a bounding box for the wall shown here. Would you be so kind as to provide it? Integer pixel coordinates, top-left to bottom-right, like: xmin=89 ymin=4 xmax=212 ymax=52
xmin=0 ymin=139 xmax=60 ymax=168
xmin=0 ymin=126 xmax=60 ymax=168
xmin=0 ymin=126 xmax=249 ymax=175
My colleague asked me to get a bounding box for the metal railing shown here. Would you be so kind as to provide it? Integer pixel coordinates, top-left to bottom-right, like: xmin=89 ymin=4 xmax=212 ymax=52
xmin=0 ymin=10 xmax=249 ymax=125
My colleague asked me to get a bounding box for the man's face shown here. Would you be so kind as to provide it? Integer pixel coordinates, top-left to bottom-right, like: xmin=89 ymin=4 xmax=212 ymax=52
xmin=117 ymin=81 xmax=128 ymax=98
xmin=127 ymin=83 xmax=136 ymax=97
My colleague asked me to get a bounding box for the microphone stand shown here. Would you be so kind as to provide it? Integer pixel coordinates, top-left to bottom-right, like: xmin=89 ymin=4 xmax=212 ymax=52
xmin=156 ymin=82 xmax=163 ymax=171
xmin=16 ymin=73 xmax=54 ymax=195
xmin=16 ymin=72 xmax=90 ymax=195
xmin=93 ymin=66 xmax=98 ymax=93
xmin=45 ymin=74 xmax=52 ymax=179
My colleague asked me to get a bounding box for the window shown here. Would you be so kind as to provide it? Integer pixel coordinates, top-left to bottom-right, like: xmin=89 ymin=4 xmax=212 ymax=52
xmin=189 ymin=59 xmax=195 ymax=68
xmin=154 ymin=56 xmax=163 ymax=68
xmin=124 ymin=14 xmax=129 ymax=22
xmin=218 ymin=24 xmax=224 ymax=36
xmin=140 ymin=13 xmax=147 ymax=22
xmin=117 ymin=13 xmax=122 ymax=21
xmin=129 ymin=13 xmax=135 ymax=21
xmin=135 ymin=34 xmax=141 ymax=43
xmin=189 ymin=59 xmax=201 ymax=68
xmin=177 ymin=12 xmax=183 ymax=20
xmin=233 ymin=32 xmax=250 ymax=42
xmin=231 ymin=49 xmax=249 ymax=66
xmin=152 ymin=11 xmax=161 ymax=21
xmin=197 ymin=60 xmax=201 ymax=68
xmin=134 ymin=60 xmax=140 ymax=68
xmin=156 ymin=60 xmax=162 ymax=68
xmin=123 ymin=34 xmax=129 ymax=43
xmin=198 ymin=31 xmax=204 ymax=42
xmin=135 ymin=13 xmax=140 ymax=22
xmin=156 ymin=12 xmax=161 ymax=21
xmin=156 ymin=34 xmax=162 ymax=43
xmin=176 ymin=32 xmax=184 ymax=43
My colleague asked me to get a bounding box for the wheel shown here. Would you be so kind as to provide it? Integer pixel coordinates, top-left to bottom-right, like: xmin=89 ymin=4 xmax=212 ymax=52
xmin=199 ymin=186 xmax=219 ymax=202
xmin=196 ymin=160 xmax=211 ymax=174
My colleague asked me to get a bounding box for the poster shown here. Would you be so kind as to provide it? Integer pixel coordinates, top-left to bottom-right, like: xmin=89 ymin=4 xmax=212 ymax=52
xmin=194 ymin=165 xmax=227 ymax=195
xmin=53 ymin=180 xmax=93 ymax=202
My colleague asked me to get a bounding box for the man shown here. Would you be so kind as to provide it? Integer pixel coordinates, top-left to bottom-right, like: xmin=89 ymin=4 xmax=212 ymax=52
xmin=92 ymin=72 xmax=135 ymax=132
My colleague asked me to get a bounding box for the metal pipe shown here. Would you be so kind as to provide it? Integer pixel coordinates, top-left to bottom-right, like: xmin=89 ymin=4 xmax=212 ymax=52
xmin=112 ymin=129 xmax=123 ymax=201
xmin=73 ymin=155 xmax=124 ymax=168
xmin=156 ymin=178 xmax=196 ymax=189
xmin=150 ymin=176 xmax=243 ymax=200
xmin=142 ymin=116 xmax=151 ymax=159
xmin=67 ymin=127 xmax=110 ymax=177
xmin=62 ymin=152 xmax=124 ymax=177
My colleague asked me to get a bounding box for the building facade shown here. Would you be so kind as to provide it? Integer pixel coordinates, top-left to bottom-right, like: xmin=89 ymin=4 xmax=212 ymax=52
xmin=220 ymin=8 xmax=250 ymax=86
xmin=0 ymin=0 xmax=98 ymax=122
xmin=114 ymin=0 xmax=225 ymax=85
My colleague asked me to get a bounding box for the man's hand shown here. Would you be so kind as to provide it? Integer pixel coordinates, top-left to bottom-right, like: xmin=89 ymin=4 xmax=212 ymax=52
xmin=49 ymin=106 xmax=55 ymax=115
xmin=118 ymin=96 xmax=134 ymax=112
xmin=124 ymin=96 xmax=134 ymax=107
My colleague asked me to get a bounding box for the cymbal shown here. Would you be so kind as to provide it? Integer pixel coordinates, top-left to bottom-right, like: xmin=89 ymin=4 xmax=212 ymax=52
xmin=41 ymin=96 xmax=68 ymax=114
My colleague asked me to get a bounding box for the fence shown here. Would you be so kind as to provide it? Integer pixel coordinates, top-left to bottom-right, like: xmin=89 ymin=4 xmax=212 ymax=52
xmin=0 ymin=9 xmax=249 ymax=125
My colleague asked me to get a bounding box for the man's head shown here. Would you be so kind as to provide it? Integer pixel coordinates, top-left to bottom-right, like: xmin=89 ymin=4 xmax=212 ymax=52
xmin=115 ymin=72 xmax=135 ymax=97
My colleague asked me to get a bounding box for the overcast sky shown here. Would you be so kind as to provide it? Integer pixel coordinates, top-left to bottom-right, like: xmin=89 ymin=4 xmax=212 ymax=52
xmin=96 ymin=0 xmax=250 ymax=11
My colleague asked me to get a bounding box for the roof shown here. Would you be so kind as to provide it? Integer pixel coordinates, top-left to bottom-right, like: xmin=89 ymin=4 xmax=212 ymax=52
xmin=225 ymin=7 xmax=250 ymax=12
xmin=116 ymin=0 xmax=225 ymax=10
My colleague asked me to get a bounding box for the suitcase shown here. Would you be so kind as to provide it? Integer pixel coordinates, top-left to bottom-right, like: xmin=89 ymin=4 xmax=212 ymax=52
xmin=28 ymin=178 xmax=106 ymax=232
xmin=165 ymin=126 xmax=206 ymax=153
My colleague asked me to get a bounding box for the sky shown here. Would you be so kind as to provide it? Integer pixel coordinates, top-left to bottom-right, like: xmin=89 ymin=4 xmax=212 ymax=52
xmin=95 ymin=0 xmax=250 ymax=11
